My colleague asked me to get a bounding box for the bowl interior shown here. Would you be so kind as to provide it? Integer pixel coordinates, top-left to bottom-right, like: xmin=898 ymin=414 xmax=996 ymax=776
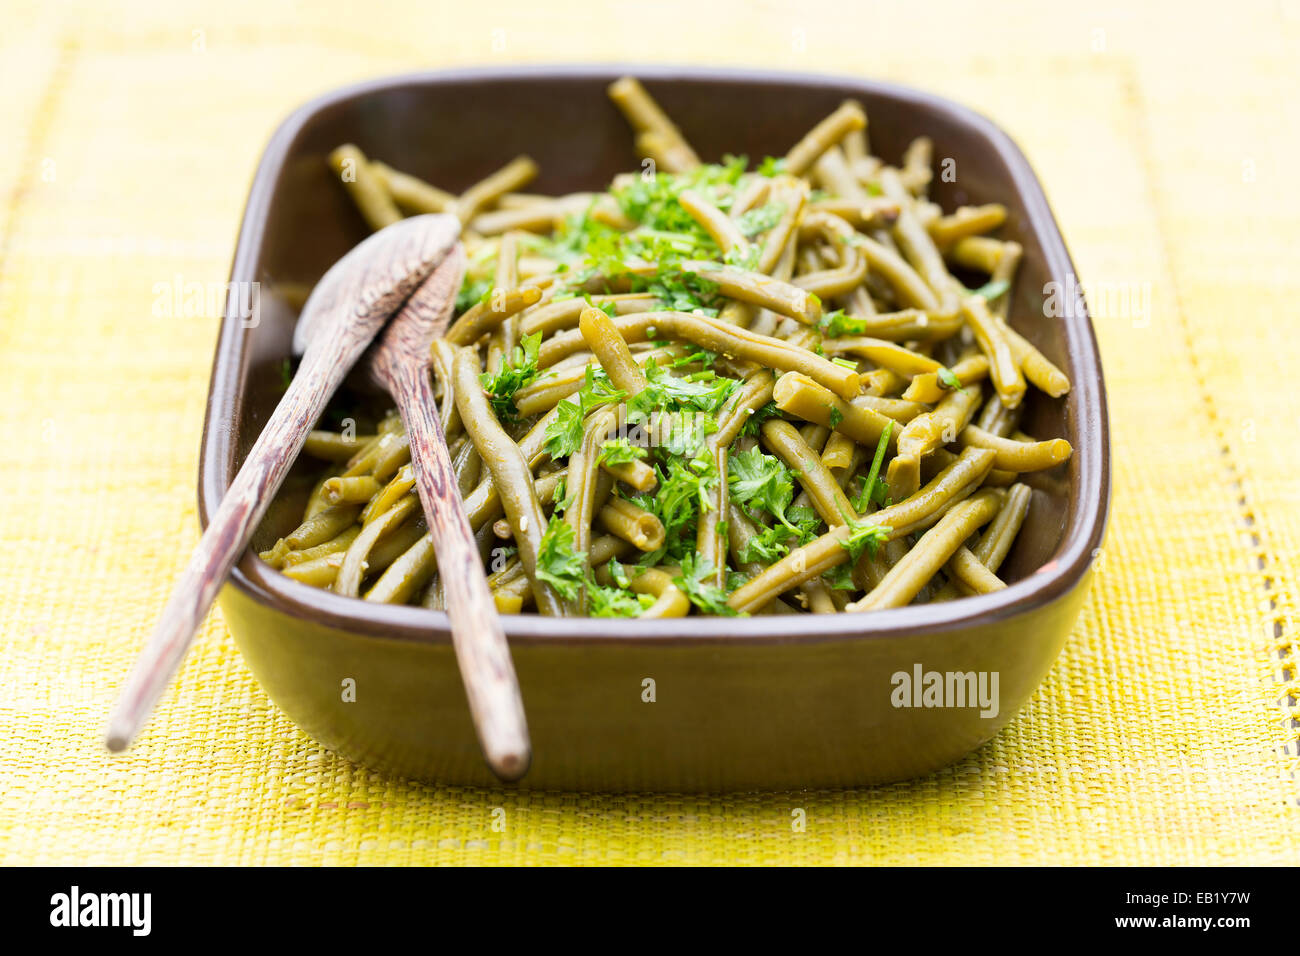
xmin=212 ymin=67 xmax=1104 ymax=635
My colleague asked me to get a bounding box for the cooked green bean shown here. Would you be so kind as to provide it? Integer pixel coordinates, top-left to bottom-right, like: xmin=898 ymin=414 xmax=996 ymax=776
xmin=304 ymin=430 xmax=376 ymax=461
xmin=446 ymin=286 xmax=543 ymax=346
xmin=608 ymin=76 xmax=700 ymax=173
xmin=784 ymin=101 xmax=867 ymax=177
xmin=321 ymin=475 xmax=381 ymax=506
xmin=958 ymin=425 xmax=1072 ymax=471
xmin=370 ymin=161 xmax=456 ymax=214
xmin=453 ymin=155 xmax=539 ymax=225
xmin=847 ymin=489 xmax=1003 ymax=610
xmin=328 ymin=145 xmax=401 ymax=230
xmin=453 ymin=344 xmax=565 ymax=616
xmin=599 ymin=497 xmax=666 ymax=552
xmin=962 ymin=295 xmax=1026 ymax=409
xmin=772 ymin=372 xmax=897 ymax=450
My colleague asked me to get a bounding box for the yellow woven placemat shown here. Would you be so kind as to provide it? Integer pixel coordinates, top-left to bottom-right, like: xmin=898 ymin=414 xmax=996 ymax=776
xmin=2 ymin=0 xmax=1296 ymax=865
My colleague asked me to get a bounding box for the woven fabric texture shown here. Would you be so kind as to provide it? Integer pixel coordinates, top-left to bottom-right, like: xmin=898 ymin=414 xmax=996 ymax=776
xmin=1 ymin=0 xmax=1296 ymax=865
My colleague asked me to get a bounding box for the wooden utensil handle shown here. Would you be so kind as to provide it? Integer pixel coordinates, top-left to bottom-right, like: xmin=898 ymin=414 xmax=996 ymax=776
xmin=105 ymin=346 xmax=346 ymax=751
xmin=391 ymin=359 xmax=531 ymax=781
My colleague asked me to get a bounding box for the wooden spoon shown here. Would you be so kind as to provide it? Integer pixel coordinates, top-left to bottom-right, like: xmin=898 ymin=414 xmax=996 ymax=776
xmin=363 ymin=245 xmax=531 ymax=781
xmin=105 ymin=214 xmax=461 ymax=753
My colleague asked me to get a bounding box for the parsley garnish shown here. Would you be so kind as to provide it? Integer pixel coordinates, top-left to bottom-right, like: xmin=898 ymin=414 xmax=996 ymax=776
xmin=674 ymin=554 xmax=740 ymax=616
xmin=543 ymin=367 xmax=626 ymax=459
xmin=728 ymin=446 xmax=801 ymax=533
xmin=535 ymin=517 xmax=587 ymax=600
xmin=479 ymin=331 xmax=542 ymax=423
xmin=854 ymin=419 xmax=894 ymax=512
xmin=839 ymin=519 xmax=890 ymax=562
xmin=739 ymin=400 xmax=781 ymax=438
xmin=971 ymin=278 xmax=1010 ymax=300
xmin=599 ymin=438 xmax=647 ymax=467
xmin=936 ymin=366 xmax=965 ymax=393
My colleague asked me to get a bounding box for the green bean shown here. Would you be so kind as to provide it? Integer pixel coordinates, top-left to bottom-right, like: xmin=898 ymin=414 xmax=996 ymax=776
xmin=791 ymin=211 xmax=868 ymax=299
xmin=962 ymin=295 xmax=1026 ymax=409
xmin=679 ymin=189 xmax=748 ymax=255
xmin=608 ymin=77 xmax=700 ymax=173
xmin=452 ymin=438 xmax=482 ymax=499
xmin=282 ymin=552 xmax=346 ymax=588
xmin=366 ymin=513 xmax=428 ymax=573
xmin=821 ymin=431 xmax=858 ymax=472
xmin=997 ymin=314 xmax=1071 ymax=397
xmin=283 ymin=503 xmax=362 ymax=550
xmin=879 ymin=167 xmax=958 ymax=312
xmin=958 ymin=425 xmax=1072 ymax=471
xmin=854 ymin=395 xmax=928 ymax=423
xmin=682 ymin=263 xmax=823 ymax=324
xmin=988 ymin=240 xmax=1022 ymax=319
xmin=946 ymin=235 xmax=1005 ymax=274
xmin=520 ymin=294 xmax=658 ymax=338
xmin=365 ymin=533 xmax=437 ymax=605
xmin=848 ymin=489 xmax=1003 ymax=610
xmin=823 ymin=336 xmax=943 ymax=376
xmin=453 ymin=155 xmax=538 ymax=224
xmin=563 ymin=406 xmax=621 ymax=612
xmin=446 ymin=286 xmax=544 ymax=346
xmin=369 ymin=161 xmax=455 ymax=214
xmin=599 ymin=497 xmax=666 ymax=552
xmin=321 ymin=475 xmax=380 ymax=506
xmin=945 ymin=549 xmax=1007 ymax=594
xmin=784 ymin=101 xmax=867 ymax=176
xmin=279 ymin=525 xmax=361 ymax=568
xmin=335 ymin=495 xmax=419 ymax=597
xmin=470 ymin=193 xmax=595 ymax=235
xmin=772 ymin=372 xmax=896 ymax=450
xmin=928 ymin=204 xmax=1007 ymax=248
xmin=970 ymin=481 xmax=1032 ymax=571
xmin=579 ymin=307 xmax=649 ymax=393
xmin=304 ymin=430 xmax=376 ymax=461
xmin=902 ymin=353 xmax=990 ymax=403
xmin=452 ymin=344 xmax=565 ymax=616
xmin=328 ymin=145 xmax=401 ymax=231
xmin=975 ymin=393 xmax=1022 ymax=437
xmin=899 ymin=136 xmax=933 ymax=195
xmin=485 ymin=231 xmax=523 ymax=374
xmin=854 ymin=236 xmax=941 ymax=311
xmin=939 ymin=481 xmax=1032 ymax=598
xmin=630 ymin=567 xmax=692 ymax=618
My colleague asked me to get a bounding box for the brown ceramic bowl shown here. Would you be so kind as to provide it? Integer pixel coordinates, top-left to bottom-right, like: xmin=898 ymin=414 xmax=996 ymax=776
xmin=203 ymin=66 xmax=1109 ymax=791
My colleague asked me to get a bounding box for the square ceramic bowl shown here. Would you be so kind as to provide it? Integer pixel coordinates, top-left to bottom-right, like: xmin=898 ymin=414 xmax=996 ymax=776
xmin=203 ymin=65 xmax=1109 ymax=791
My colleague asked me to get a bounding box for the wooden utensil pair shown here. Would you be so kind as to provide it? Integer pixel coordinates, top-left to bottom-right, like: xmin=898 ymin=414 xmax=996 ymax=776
xmin=105 ymin=214 xmax=530 ymax=781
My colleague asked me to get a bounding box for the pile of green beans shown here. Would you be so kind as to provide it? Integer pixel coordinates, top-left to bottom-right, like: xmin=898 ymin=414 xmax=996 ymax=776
xmin=268 ymin=77 xmax=1073 ymax=617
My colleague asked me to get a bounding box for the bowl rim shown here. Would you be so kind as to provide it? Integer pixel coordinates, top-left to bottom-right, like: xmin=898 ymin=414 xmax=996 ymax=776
xmin=202 ymin=63 xmax=1111 ymax=647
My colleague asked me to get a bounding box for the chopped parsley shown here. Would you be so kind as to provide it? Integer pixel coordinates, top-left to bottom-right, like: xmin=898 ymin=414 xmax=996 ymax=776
xmin=479 ymin=331 xmax=542 ymax=423
xmin=535 ymin=517 xmax=588 ymax=600
xmin=839 ymin=519 xmax=890 ymax=562
xmin=674 ymin=554 xmax=740 ymax=616
xmin=936 ymin=366 xmax=965 ymax=393
xmin=853 ymin=419 xmax=894 ymax=512
xmin=727 ymin=446 xmax=802 ymax=533
xmin=598 ymin=438 xmax=647 ymax=467
xmin=971 ymin=278 xmax=1010 ymax=301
